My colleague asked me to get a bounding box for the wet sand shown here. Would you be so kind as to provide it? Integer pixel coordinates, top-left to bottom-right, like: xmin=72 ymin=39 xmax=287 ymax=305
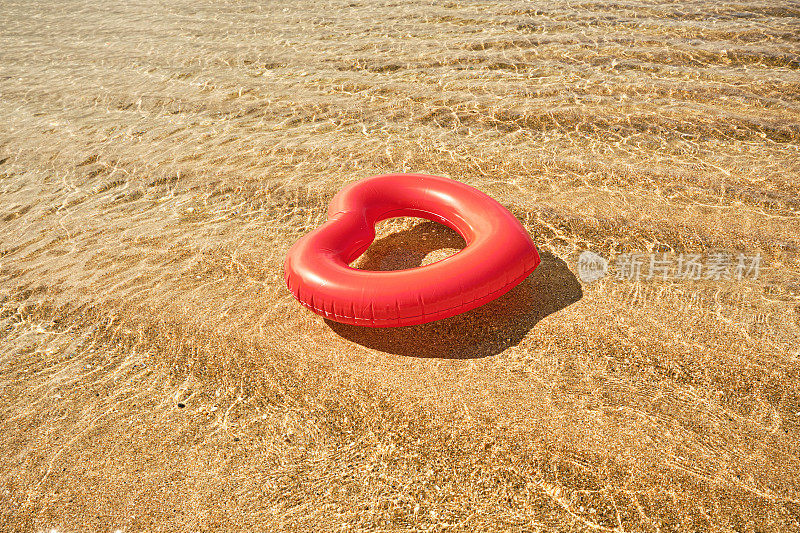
xmin=1 ymin=0 xmax=799 ymax=530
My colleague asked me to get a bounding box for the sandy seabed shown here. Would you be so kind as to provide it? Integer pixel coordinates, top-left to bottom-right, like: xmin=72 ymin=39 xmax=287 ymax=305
xmin=1 ymin=0 xmax=799 ymax=531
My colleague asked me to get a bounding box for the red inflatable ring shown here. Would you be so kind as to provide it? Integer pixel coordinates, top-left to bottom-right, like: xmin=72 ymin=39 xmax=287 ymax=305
xmin=284 ymin=174 xmax=540 ymax=327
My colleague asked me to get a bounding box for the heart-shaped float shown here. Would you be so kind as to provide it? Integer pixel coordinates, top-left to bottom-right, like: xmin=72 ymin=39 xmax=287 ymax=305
xmin=284 ymin=173 xmax=540 ymax=327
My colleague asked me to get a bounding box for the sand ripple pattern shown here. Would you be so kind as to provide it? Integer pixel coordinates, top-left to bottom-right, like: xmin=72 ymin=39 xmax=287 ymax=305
xmin=1 ymin=0 xmax=799 ymax=530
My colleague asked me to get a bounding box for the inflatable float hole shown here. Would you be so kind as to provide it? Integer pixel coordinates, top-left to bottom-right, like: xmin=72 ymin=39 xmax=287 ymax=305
xmin=350 ymin=217 xmax=466 ymax=272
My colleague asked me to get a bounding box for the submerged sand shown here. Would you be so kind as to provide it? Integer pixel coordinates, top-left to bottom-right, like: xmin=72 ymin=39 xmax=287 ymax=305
xmin=1 ymin=0 xmax=799 ymax=531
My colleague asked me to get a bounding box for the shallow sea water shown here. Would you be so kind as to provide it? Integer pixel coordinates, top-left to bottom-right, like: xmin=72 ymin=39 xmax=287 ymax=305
xmin=1 ymin=0 xmax=799 ymax=530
